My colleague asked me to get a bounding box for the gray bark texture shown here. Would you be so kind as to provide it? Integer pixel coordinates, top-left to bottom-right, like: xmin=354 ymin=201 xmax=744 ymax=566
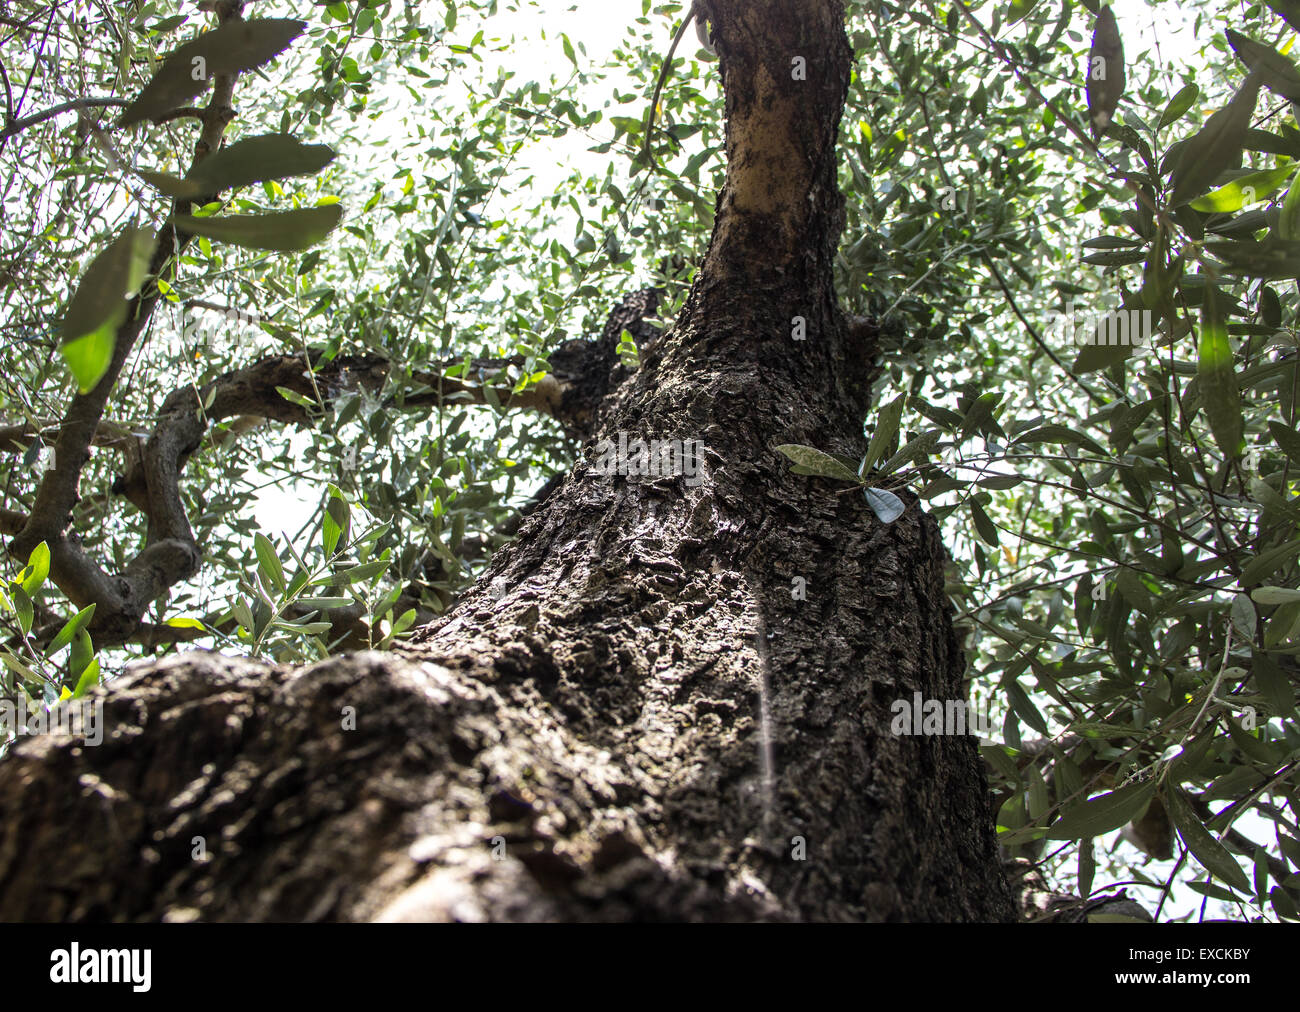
xmin=0 ymin=0 xmax=1015 ymax=922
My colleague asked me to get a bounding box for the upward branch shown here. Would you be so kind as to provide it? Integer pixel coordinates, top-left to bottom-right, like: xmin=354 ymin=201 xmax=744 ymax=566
xmin=7 ymin=2 xmax=248 ymax=640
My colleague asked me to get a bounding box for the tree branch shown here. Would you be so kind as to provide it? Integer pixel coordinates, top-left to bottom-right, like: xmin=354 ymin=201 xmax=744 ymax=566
xmin=0 ymin=97 xmax=129 ymax=143
xmin=6 ymin=3 xmax=246 ymax=642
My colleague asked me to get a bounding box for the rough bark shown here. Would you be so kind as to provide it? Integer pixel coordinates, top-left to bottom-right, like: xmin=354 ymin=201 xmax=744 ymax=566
xmin=0 ymin=0 xmax=1014 ymax=922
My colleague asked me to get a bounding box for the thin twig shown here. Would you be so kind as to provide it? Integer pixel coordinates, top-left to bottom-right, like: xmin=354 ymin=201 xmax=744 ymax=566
xmin=0 ymin=97 xmax=129 ymax=142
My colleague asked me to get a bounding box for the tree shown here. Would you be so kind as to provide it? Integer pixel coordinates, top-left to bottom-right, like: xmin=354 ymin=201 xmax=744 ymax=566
xmin=0 ymin=0 xmax=1297 ymax=923
xmin=0 ymin=0 xmax=1017 ymax=922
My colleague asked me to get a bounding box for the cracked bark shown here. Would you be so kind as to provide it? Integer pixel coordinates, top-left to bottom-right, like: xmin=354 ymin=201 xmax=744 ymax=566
xmin=0 ymin=0 xmax=1014 ymax=922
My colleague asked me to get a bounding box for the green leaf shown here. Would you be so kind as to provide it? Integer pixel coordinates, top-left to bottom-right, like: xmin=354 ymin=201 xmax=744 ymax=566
xmin=1165 ymin=786 xmax=1253 ymax=894
xmin=169 ymin=204 xmax=343 ymax=252
xmin=1047 ymin=778 xmax=1156 ymax=840
xmin=70 ymin=656 xmax=101 ymax=700
xmin=1158 ymin=83 xmax=1200 ymax=129
xmin=774 ymin=444 xmax=859 ymax=482
xmin=1011 ymin=424 xmax=1107 ymax=455
xmin=981 ymin=743 xmax=1022 ymax=782
xmin=1197 ymin=287 xmax=1244 ymax=459
xmin=1005 ymin=679 xmax=1049 ymax=735
xmin=1254 ymin=846 xmax=1271 ymax=906
xmin=1026 ymin=762 xmax=1050 ymax=820
xmin=323 ymin=488 xmax=350 ymax=557
xmin=1190 ymin=164 xmax=1294 ymax=213
xmin=970 ymin=499 xmax=999 ymax=546
xmin=60 ymin=227 xmax=155 ymax=392
xmin=1207 ymin=236 xmax=1300 ymax=277
xmin=0 ymin=649 xmax=38 ymax=684
xmin=1251 ymin=586 xmax=1300 ymax=605
xmin=1085 ymin=7 xmax=1125 ymax=137
xmin=1079 ymin=837 xmax=1097 ymax=899
xmin=119 ymin=18 xmax=306 ymax=126
xmin=142 ymin=134 xmax=336 ymax=199
xmin=253 ymin=533 xmax=286 ymax=593
xmin=1241 ymin=538 xmax=1300 ymax=585
xmin=390 ymin=608 xmax=417 ymax=637
xmin=232 ymin=597 xmax=255 ymax=633
xmin=1080 ymin=249 xmax=1146 ymax=267
xmin=1008 ymin=0 xmax=1040 ymax=24
xmin=296 ymin=596 xmax=352 ymax=610
xmin=46 ymin=604 xmax=96 ymax=656
xmin=67 ymin=628 xmax=94 ymax=682
xmin=1170 ymin=76 xmax=1259 ymax=207
xmin=1269 ymin=419 xmax=1300 ymax=466
xmin=12 ymin=586 xmax=32 ymax=636
xmin=1231 ymin=591 xmax=1258 ymax=639
xmin=1072 ymin=339 xmax=1135 ymax=375
xmin=1264 ymin=600 xmax=1300 ymax=648
xmin=280 ymin=620 xmax=332 ymax=635
xmin=1225 ymin=30 xmax=1300 ymax=101
xmin=958 ymin=392 xmax=1004 ymax=439
xmin=1252 ymin=649 xmax=1297 ymax=719
xmin=18 ymin=541 xmax=50 ymax=596
xmin=275 ymin=386 xmax=314 ymax=408
xmin=1265 ymin=0 xmax=1300 ymax=33
xmin=881 ymin=430 xmax=939 ymax=474
xmin=312 ymin=558 xmax=389 ymax=586
xmin=862 ymin=395 xmax=906 ymax=474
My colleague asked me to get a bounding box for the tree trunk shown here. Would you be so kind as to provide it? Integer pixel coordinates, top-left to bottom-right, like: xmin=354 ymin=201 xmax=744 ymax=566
xmin=0 ymin=0 xmax=1014 ymax=922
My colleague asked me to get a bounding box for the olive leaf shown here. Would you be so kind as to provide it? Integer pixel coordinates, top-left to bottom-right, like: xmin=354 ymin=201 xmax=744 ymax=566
xmin=1170 ymin=74 xmax=1260 ymax=207
xmin=1047 ymin=778 xmax=1156 ymax=840
xmin=1189 ymin=163 xmax=1294 ymax=213
xmin=1266 ymin=0 xmax=1300 ymax=32
xmin=863 ymin=487 xmax=906 ymax=524
xmin=141 ymin=134 xmax=336 ymax=199
xmin=1086 ymin=6 xmax=1125 ymax=138
xmin=1197 ymin=286 xmax=1244 ymax=459
xmin=1157 ymin=83 xmax=1199 ymax=130
xmin=1165 ymin=787 xmax=1253 ymax=894
xmin=119 ymin=19 xmax=306 ymax=126
xmin=60 ymin=226 xmax=155 ymax=393
xmin=1225 ymin=29 xmax=1300 ymax=101
xmin=861 ymin=394 xmax=906 ymax=475
xmin=1279 ymin=167 xmax=1300 ymax=239
xmin=774 ymin=444 xmax=859 ymax=482
xmin=169 ymin=204 xmax=343 ymax=252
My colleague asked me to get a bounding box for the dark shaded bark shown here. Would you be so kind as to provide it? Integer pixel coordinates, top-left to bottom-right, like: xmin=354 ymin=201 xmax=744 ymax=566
xmin=0 ymin=0 xmax=1014 ymax=922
